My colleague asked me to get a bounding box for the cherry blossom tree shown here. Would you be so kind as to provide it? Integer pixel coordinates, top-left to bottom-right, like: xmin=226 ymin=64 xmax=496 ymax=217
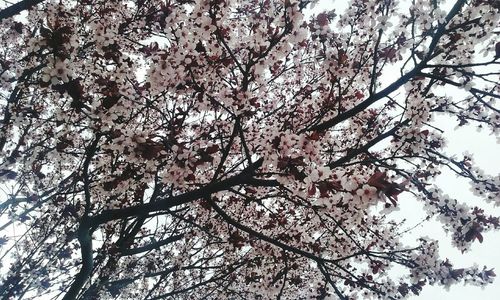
xmin=0 ymin=0 xmax=499 ymax=299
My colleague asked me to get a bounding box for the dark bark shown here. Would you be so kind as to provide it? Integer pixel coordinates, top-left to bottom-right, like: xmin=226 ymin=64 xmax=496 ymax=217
xmin=90 ymin=158 xmax=277 ymax=225
xmin=0 ymin=0 xmax=45 ymax=21
xmin=62 ymin=219 xmax=93 ymax=300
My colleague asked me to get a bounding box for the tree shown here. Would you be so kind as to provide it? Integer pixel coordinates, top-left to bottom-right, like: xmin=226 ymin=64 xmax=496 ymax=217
xmin=0 ymin=0 xmax=498 ymax=298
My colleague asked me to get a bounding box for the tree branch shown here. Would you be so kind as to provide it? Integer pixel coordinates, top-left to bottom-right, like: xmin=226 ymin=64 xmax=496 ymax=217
xmin=120 ymin=234 xmax=184 ymax=256
xmin=90 ymin=158 xmax=270 ymax=225
xmin=0 ymin=0 xmax=45 ymax=21
xmin=62 ymin=219 xmax=93 ymax=300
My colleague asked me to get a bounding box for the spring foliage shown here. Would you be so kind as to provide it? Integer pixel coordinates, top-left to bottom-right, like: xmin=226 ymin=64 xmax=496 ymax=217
xmin=0 ymin=0 xmax=499 ymax=299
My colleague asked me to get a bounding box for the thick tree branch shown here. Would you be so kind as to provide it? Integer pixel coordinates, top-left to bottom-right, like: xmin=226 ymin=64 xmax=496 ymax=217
xmin=0 ymin=0 xmax=45 ymax=21
xmin=90 ymin=158 xmax=275 ymax=225
xmin=62 ymin=219 xmax=93 ymax=300
xmin=328 ymin=120 xmax=410 ymax=168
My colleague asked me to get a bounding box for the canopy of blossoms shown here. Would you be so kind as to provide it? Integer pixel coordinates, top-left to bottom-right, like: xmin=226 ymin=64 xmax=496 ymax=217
xmin=0 ymin=0 xmax=499 ymax=299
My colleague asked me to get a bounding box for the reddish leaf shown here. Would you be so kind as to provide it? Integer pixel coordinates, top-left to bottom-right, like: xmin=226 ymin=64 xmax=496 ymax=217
xmin=367 ymin=172 xmax=389 ymax=190
xmin=228 ymin=231 xmax=246 ymax=249
xmin=102 ymin=96 xmax=120 ymax=109
xmin=136 ymin=142 xmax=163 ymax=160
xmin=308 ymin=184 xmax=316 ymax=196
xmin=309 ymin=131 xmax=321 ymax=141
xmin=380 ymin=47 xmax=398 ymax=60
xmin=338 ymin=50 xmax=348 ymax=64
xmin=477 ymin=232 xmax=483 ymax=243
xmin=355 ymin=90 xmax=364 ymax=99
xmin=317 ymin=13 xmax=329 ymax=26
xmin=206 ymin=144 xmax=219 ymax=154
xmin=368 ymin=171 xmax=406 ymax=204
xmin=185 ymin=173 xmax=196 ymax=182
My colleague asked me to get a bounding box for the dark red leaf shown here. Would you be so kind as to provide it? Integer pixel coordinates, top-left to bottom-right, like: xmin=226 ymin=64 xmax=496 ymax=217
xmin=368 ymin=172 xmax=389 ymax=190
xmin=355 ymin=90 xmax=364 ymax=99
xmin=477 ymin=232 xmax=483 ymax=243
xmin=206 ymin=144 xmax=219 ymax=154
xmin=308 ymin=184 xmax=316 ymax=196
xmin=317 ymin=13 xmax=329 ymax=27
